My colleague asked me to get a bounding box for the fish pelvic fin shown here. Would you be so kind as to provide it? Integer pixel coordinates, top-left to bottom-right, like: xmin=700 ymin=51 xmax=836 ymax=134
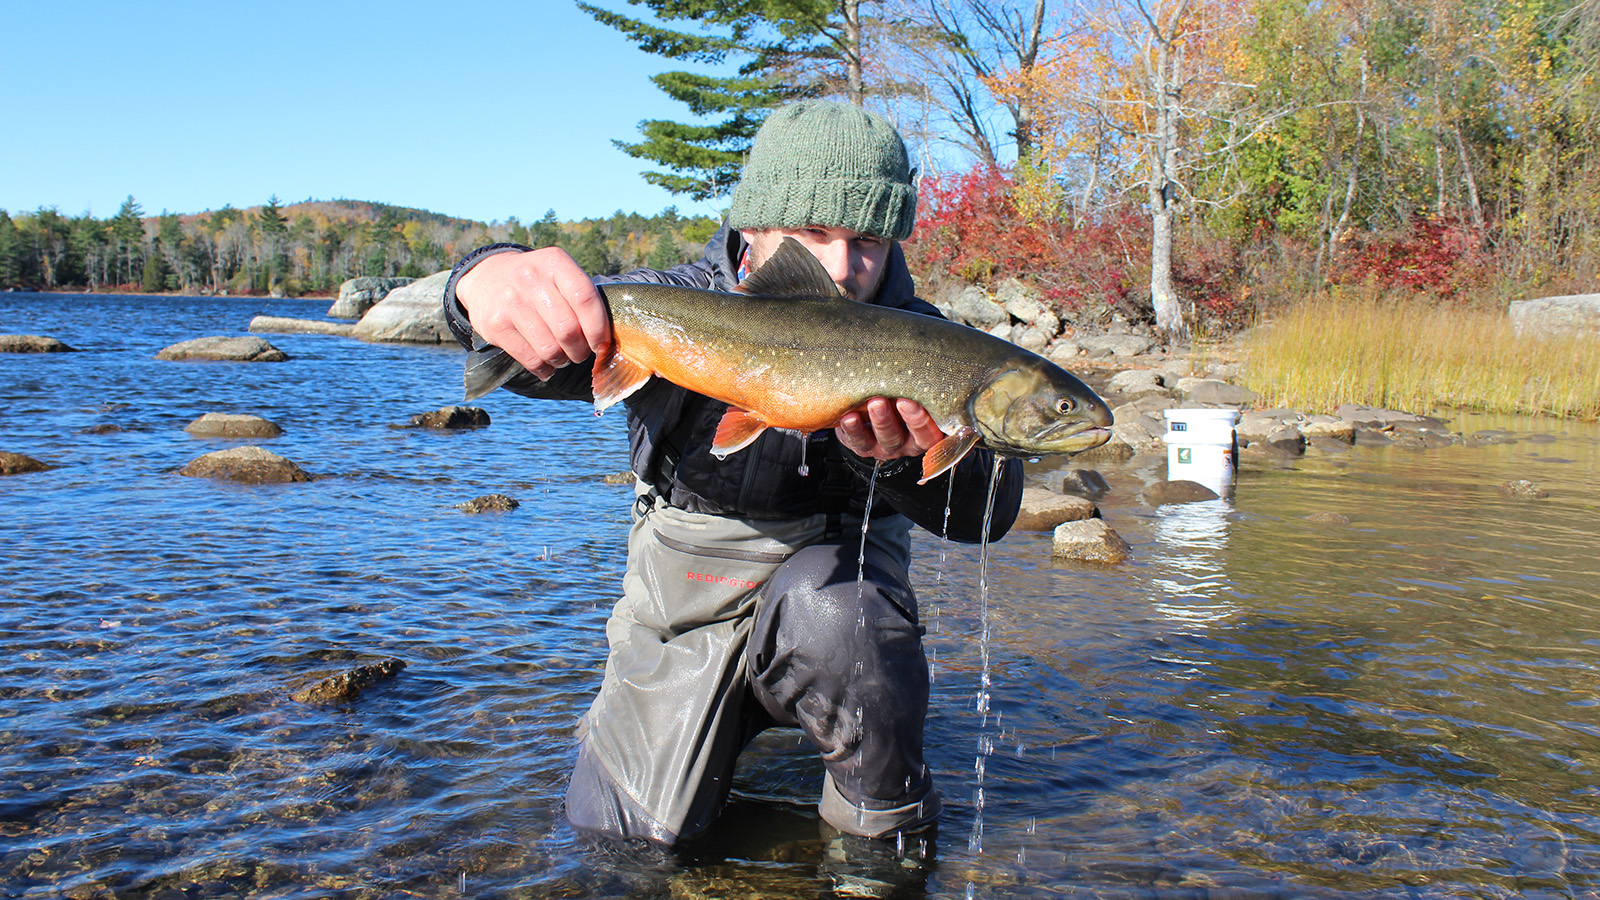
xmin=463 ymin=347 xmax=525 ymax=401
xmin=734 ymin=237 xmax=843 ymax=300
xmin=592 ymin=344 xmax=653 ymax=413
xmin=918 ymin=426 xmax=981 ymax=484
xmin=711 ymin=407 xmax=770 ymax=458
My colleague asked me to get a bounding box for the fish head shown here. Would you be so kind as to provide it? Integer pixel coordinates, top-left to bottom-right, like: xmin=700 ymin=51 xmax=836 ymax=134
xmin=968 ymin=362 xmax=1114 ymax=458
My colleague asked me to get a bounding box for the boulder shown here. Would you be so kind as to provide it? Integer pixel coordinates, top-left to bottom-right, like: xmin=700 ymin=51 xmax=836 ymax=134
xmin=407 ymin=406 xmax=490 ymax=429
xmin=0 ymin=334 xmax=75 ymax=353
xmin=1060 ymin=468 xmax=1110 ymax=499
xmin=1143 ymin=479 xmax=1220 ymax=505
xmin=291 ymin=658 xmax=405 ymax=704
xmin=1079 ymin=334 xmax=1154 ymax=358
xmin=179 ymin=446 xmax=310 ymax=483
xmin=1300 ymin=416 xmax=1356 ymax=444
xmin=1175 ymin=378 xmax=1254 ymax=405
xmin=945 ymin=284 xmax=1009 ymax=329
xmin=1508 ymin=294 xmax=1600 ymax=339
xmin=1044 ymin=339 xmax=1083 ymax=363
xmin=330 ymin=276 xmax=416 ymax=319
xmin=1010 ymin=324 xmax=1054 ymax=353
xmin=457 ymin=493 xmax=520 ymax=513
xmin=184 ymin=413 xmax=284 ymax=439
xmin=996 ymin=278 xmax=1059 ymax=337
xmin=1013 ymin=487 xmax=1098 ymax=531
xmin=1 ymin=451 xmax=52 ymax=475
xmin=1052 ymin=518 xmax=1132 ymax=564
xmin=351 ymin=270 xmax=452 ymax=344
xmin=1108 ymin=369 xmax=1165 ymax=394
xmin=248 ymin=316 xmax=354 ymax=337
xmin=156 ymin=335 xmax=288 ymax=362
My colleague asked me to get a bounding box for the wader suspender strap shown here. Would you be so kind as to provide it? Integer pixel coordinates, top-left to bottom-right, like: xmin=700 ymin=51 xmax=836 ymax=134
xmin=646 ymin=401 xmax=702 ymax=506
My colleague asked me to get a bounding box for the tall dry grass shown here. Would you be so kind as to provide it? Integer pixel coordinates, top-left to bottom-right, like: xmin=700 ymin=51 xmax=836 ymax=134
xmin=1242 ymin=297 xmax=1600 ymax=419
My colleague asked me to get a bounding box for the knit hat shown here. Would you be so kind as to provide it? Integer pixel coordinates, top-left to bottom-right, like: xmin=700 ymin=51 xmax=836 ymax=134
xmin=728 ymin=101 xmax=917 ymax=241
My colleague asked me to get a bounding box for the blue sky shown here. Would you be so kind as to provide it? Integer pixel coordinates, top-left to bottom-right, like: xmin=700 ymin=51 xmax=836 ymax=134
xmin=1 ymin=1 xmax=733 ymax=224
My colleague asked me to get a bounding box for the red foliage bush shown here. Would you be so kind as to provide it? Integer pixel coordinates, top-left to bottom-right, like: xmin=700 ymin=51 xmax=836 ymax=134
xmin=1327 ymin=215 xmax=1490 ymax=299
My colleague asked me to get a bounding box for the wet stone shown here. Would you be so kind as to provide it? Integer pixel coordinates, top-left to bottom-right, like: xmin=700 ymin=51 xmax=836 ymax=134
xmin=603 ymin=471 xmax=635 ymax=485
xmin=457 ymin=493 xmax=519 ymax=513
xmin=179 ymin=446 xmax=310 ymax=483
xmin=290 ymin=658 xmax=406 ymax=704
xmin=155 ymin=335 xmax=288 ymax=362
xmin=1 ymin=451 xmax=53 ymax=475
xmin=1306 ymin=511 xmax=1352 ymax=526
xmin=1013 ymin=488 xmax=1098 ymax=531
xmin=1051 ymin=518 xmax=1132 ymax=564
xmin=407 ymin=406 xmax=491 ymax=429
xmin=184 ymin=412 xmax=284 ymax=439
xmin=81 ymin=423 xmax=126 ymax=435
xmin=1060 ymin=468 xmax=1110 ymax=499
xmin=1499 ymin=479 xmax=1549 ymax=499
xmin=0 ymin=334 xmax=76 ymax=352
xmin=1143 ymin=479 xmax=1220 ymax=506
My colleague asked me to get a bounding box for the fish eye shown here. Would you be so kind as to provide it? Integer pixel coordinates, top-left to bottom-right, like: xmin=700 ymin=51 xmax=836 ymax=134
xmin=1055 ymin=397 xmax=1075 ymax=415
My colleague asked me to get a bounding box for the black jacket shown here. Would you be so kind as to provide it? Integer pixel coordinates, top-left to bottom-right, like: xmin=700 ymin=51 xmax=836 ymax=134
xmin=443 ymin=224 xmax=1021 ymax=543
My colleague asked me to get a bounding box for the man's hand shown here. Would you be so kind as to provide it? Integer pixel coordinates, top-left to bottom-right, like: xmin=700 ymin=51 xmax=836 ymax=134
xmin=455 ymin=247 xmax=612 ymax=381
xmin=835 ymin=397 xmax=947 ymax=462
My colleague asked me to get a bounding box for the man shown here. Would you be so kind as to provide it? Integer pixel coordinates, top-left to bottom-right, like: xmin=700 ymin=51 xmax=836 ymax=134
xmin=443 ymin=101 xmax=1023 ymax=845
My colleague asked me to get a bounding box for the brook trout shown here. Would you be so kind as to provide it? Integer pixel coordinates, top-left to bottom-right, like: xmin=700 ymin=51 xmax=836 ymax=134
xmin=464 ymin=237 xmax=1113 ymax=483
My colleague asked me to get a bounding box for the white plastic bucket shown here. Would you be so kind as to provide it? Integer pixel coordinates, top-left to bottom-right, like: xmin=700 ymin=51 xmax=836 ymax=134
xmin=1162 ymin=408 xmax=1240 ymax=494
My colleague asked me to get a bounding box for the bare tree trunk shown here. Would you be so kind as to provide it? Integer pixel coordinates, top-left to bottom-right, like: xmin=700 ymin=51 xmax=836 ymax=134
xmin=1147 ymin=0 xmax=1188 ymax=338
xmin=1453 ymin=125 xmax=1485 ymax=230
xmin=843 ymin=0 xmax=865 ymax=105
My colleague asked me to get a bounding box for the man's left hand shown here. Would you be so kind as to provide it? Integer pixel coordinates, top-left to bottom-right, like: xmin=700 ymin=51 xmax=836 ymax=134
xmin=835 ymin=398 xmax=947 ymax=461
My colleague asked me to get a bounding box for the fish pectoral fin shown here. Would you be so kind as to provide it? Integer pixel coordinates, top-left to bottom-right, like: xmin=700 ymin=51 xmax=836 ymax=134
xmin=918 ymin=426 xmax=981 ymax=484
xmin=591 ymin=346 xmax=654 ymax=412
xmin=711 ymin=407 xmax=770 ymax=458
xmin=463 ymin=347 xmax=525 ymax=401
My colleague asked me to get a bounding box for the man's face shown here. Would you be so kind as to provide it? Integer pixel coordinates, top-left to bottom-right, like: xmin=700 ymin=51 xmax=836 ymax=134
xmin=741 ymin=225 xmax=892 ymax=302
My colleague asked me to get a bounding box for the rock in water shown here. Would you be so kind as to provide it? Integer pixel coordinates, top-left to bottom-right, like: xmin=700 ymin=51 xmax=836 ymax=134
xmin=1143 ymin=480 xmax=1220 ymax=505
xmin=156 ymin=335 xmax=288 ymax=362
xmin=0 ymin=334 xmax=75 ymax=352
xmin=330 ymin=276 xmax=415 ymax=319
xmin=247 ymin=316 xmax=354 ymax=337
xmin=1499 ymin=479 xmax=1549 ymax=499
xmin=291 ymin=659 xmax=406 ymax=704
xmin=1 ymin=451 xmax=52 ymax=475
xmin=408 ymin=406 xmax=490 ymax=429
xmin=1013 ymin=487 xmax=1097 ymax=531
xmin=184 ymin=413 xmax=284 ymax=439
xmin=179 ymin=446 xmax=310 ymax=483
xmin=351 ymin=271 xmax=451 ymax=343
xmin=1052 ymin=519 xmax=1132 ymax=564
xmin=457 ymin=494 xmax=519 ymax=513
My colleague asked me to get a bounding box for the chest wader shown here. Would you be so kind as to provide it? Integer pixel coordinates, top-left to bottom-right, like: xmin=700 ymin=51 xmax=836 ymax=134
xmin=565 ymin=481 xmax=942 ymax=844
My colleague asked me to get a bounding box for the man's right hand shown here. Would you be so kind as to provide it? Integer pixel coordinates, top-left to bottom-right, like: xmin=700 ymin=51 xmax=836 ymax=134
xmin=455 ymin=247 xmax=613 ymax=382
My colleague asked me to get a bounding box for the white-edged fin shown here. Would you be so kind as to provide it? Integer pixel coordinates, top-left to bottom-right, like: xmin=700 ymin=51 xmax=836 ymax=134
xmin=712 ymin=407 xmax=770 ymax=458
xmin=591 ymin=344 xmax=653 ymax=412
xmin=463 ymin=347 xmax=525 ymax=401
xmin=918 ymin=426 xmax=981 ymax=484
xmin=734 ymin=236 xmax=843 ymax=299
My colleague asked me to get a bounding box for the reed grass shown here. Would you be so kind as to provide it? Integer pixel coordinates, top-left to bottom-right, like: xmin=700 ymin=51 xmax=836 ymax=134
xmin=1241 ymin=297 xmax=1600 ymax=419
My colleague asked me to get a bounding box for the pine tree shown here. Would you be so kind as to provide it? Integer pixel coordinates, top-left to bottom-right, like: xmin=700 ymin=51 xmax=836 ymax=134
xmin=579 ymin=0 xmax=870 ymax=200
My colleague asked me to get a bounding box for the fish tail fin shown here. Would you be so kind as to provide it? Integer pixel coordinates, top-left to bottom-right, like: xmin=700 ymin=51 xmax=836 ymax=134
xmin=463 ymin=347 xmax=525 ymax=401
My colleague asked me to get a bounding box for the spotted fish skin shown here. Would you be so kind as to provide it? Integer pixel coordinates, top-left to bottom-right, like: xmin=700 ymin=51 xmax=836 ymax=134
xmin=464 ymin=238 xmax=1113 ymax=482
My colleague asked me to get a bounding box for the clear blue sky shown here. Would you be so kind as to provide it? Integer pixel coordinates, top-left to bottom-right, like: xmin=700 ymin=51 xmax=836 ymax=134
xmin=2 ymin=1 xmax=731 ymax=224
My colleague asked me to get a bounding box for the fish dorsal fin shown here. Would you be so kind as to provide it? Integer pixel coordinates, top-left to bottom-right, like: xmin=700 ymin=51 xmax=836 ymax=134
xmin=734 ymin=236 xmax=842 ymax=300
xmin=918 ymin=426 xmax=981 ymax=484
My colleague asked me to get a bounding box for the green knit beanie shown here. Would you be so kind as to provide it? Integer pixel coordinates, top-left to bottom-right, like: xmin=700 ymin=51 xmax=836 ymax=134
xmin=728 ymin=101 xmax=917 ymax=241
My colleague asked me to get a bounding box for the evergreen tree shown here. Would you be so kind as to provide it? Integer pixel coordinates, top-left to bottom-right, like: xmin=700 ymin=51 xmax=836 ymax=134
xmin=530 ymin=209 xmax=562 ymax=249
xmin=0 ymin=211 xmax=18 ymax=288
xmin=647 ymin=231 xmax=684 ymax=270
xmin=578 ymin=0 xmax=868 ymax=200
xmin=568 ymin=223 xmax=617 ymax=275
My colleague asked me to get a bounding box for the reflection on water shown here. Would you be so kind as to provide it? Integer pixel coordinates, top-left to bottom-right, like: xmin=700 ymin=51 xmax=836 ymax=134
xmin=3 ymin=293 xmax=1600 ymax=898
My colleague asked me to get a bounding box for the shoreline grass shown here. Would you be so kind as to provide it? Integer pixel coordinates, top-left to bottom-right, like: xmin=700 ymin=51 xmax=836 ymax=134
xmin=1241 ymin=297 xmax=1600 ymax=420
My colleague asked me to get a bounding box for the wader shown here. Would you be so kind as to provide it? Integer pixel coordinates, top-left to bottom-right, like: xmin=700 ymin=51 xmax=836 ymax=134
xmin=565 ymin=482 xmax=941 ymax=844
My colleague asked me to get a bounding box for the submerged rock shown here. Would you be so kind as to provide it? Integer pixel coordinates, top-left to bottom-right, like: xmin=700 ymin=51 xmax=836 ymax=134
xmin=247 ymin=315 xmax=354 ymax=337
xmin=1499 ymin=479 xmax=1549 ymax=499
xmin=1 ymin=451 xmax=52 ymax=475
xmin=1013 ymin=487 xmax=1097 ymax=531
xmin=1052 ymin=518 xmax=1132 ymax=564
xmin=291 ymin=658 xmax=406 ymax=704
xmin=1306 ymin=511 xmax=1352 ymax=526
xmin=0 ymin=334 xmax=75 ymax=352
xmin=1143 ymin=479 xmax=1220 ymax=505
xmin=458 ymin=494 xmax=519 ymax=513
xmin=1060 ymin=468 xmax=1111 ymax=499
xmin=156 ymin=335 xmax=288 ymax=362
xmin=408 ymin=406 xmax=490 ymax=429
xmin=179 ymin=446 xmax=310 ymax=483
xmin=185 ymin=413 xmax=284 ymax=439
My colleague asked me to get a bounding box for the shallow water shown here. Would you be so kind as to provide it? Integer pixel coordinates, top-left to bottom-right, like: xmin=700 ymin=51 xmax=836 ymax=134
xmin=3 ymin=292 xmax=1599 ymax=898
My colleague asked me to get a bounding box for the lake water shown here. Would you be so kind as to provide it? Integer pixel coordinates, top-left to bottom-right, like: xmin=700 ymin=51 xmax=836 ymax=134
xmin=2 ymin=292 xmax=1599 ymax=899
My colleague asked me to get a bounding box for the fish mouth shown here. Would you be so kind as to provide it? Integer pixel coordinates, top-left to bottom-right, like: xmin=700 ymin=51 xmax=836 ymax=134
xmin=1033 ymin=420 xmax=1113 ymax=453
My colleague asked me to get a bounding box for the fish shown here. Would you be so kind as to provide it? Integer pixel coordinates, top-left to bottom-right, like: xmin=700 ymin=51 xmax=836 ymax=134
xmin=463 ymin=237 xmax=1114 ymax=483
